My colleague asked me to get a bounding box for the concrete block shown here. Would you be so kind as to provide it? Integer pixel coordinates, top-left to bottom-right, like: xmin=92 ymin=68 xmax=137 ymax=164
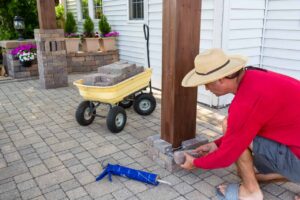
xmin=98 ymin=63 xmax=136 ymax=74
xmin=128 ymin=66 xmax=144 ymax=78
xmin=83 ymin=74 xmax=102 ymax=85
xmin=100 ymin=73 xmax=126 ymax=84
xmin=162 ymin=153 xmax=181 ymax=172
xmin=181 ymin=135 xmax=208 ymax=150
xmin=146 ymin=134 xmax=160 ymax=146
xmin=153 ymin=139 xmax=172 ymax=154
xmin=147 ymin=147 xmax=159 ymax=159
xmin=173 ymin=150 xmax=200 ymax=165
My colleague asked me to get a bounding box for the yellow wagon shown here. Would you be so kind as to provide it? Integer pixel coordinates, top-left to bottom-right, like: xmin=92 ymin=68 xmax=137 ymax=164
xmin=73 ymin=68 xmax=156 ymax=133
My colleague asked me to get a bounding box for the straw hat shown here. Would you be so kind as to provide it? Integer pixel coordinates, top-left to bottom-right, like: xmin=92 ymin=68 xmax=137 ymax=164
xmin=181 ymin=48 xmax=248 ymax=87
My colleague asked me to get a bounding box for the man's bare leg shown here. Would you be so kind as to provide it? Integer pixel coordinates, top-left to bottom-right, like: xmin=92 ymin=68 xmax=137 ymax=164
xmin=218 ymin=149 xmax=263 ymax=200
xmin=255 ymin=173 xmax=287 ymax=183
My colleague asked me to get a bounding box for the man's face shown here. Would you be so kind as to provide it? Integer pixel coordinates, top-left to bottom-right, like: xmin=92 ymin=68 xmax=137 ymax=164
xmin=204 ymin=80 xmax=228 ymax=96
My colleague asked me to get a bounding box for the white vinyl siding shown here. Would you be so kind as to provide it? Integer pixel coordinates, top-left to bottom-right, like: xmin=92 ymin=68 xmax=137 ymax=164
xmin=147 ymin=0 xmax=217 ymax=91
xmin=223 ymin=0 xmax=265 ymax=66
xmin=103 ymin=0 xmax=146 ymax=66
xmin=197 ymin=0 xmax=222 ymax=106
xmin=66 ymin=0 xmax=78 ymax=22
xmin=148 ymin=0 xmax=162 ymax=89
xmin=214 ymin=0 xmax=266 ymax=107
xmin=262 ymin=0 xmax=300 ymax=79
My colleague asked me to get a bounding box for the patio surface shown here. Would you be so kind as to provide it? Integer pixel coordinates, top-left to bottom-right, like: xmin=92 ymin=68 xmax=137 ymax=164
xmin=0 ymin=73 xmax=299 ymax=200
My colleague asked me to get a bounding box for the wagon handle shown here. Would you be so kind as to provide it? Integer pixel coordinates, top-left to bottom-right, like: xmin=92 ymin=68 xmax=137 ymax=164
xmin=143 ymin=24 xmax=152 ymax=94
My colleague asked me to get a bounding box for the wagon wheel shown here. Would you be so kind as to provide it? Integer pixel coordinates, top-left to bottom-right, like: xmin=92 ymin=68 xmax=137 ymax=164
xmin=118 ymin=99 xmax=133 ymax=109
xmin=76 ymin=101 xmax=96 ymax=126
xmin=133 ymin=93 xmax=156 ymax=115
xmin=106 ymin=106 xmax=127 ymax=133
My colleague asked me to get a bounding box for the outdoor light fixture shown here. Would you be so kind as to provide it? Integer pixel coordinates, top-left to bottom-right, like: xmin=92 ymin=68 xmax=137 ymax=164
xmin=13 ymin=16 xmax=25 ymax=41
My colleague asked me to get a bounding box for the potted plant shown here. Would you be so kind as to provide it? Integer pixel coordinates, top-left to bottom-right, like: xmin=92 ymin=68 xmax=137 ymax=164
xmin=10 ymin=44 xmax=37 ymax=67
xmin=82 ymin=16 xmax=100 ymax=52
xmin=64 ymin=12 xmax=80 ymax=53
xmin=99 ymin=15 xmax=118 ymax=52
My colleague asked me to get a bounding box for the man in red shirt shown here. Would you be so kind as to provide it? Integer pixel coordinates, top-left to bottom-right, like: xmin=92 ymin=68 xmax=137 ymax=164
xmin=181 ymin=49 xmax=300 ymax=200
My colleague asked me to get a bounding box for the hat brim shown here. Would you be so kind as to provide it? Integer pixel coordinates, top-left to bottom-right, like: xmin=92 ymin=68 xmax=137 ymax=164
xmin=181 ymin=55 xmax=248 ymax=87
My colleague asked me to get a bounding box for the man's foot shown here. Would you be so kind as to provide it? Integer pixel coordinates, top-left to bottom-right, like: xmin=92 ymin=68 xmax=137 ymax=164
xmin=295 ymin=195 xmax=300 ymax=200
xmin=217 ymin=184 xmax=263 ymax=200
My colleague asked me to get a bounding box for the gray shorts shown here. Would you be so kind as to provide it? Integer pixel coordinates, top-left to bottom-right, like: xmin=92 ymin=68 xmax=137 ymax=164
xmin=253 ymin=136 xmax=300 ymax=183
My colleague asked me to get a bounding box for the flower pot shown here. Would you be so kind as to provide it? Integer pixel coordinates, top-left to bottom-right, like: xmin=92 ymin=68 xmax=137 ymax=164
xmin=65 ymin=38 xmax=81 ymax=53
xmin=100 ymin=37 xmax=117 ymax=52
xmin=82 ymin=38 xmax=100 ymax=52
xmin=20 ymin=60 xmax=32 ymax=67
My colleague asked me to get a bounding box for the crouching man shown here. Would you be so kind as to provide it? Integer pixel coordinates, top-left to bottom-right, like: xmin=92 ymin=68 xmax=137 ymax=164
xmin=180 ymin=49 xmax=300 ymax=200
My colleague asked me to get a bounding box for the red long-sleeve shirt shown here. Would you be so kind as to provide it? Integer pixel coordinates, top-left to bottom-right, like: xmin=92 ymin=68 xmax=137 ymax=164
xmin=193 ymin=69 xmax=300 ymax=169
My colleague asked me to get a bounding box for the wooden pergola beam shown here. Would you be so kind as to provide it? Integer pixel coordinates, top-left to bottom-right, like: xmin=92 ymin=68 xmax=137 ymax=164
xmin=36 ymin=0 xmax=57 ymax=29
xmin=161 ymin=0 xmax=201 ymax=148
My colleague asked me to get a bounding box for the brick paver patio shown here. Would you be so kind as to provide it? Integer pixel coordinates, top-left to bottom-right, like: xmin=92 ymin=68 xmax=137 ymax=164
xmin=0 ymin=74 xmax=299 ymax=200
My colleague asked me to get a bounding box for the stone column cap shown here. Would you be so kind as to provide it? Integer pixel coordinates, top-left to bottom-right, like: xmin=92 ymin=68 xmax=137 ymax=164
xmin=0 ymin=40 xmax=36 ymax=49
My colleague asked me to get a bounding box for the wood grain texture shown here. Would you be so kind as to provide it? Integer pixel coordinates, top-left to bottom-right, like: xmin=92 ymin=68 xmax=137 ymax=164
xmin=161 ymin=0 xmax=201 ymax=148
xmin=36 ymin=0 xmax=57 ymax=29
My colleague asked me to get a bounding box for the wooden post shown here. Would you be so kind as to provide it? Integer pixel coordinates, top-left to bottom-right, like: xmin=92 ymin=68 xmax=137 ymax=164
xmin=36 ymin=0 xmax=57 ymax=29
xmin=161 ymin=0 xmax=201 ymax=148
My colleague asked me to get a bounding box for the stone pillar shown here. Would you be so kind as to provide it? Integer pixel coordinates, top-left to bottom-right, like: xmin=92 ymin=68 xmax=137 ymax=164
xmin=34 ymin=29 xmax=68 ymax=89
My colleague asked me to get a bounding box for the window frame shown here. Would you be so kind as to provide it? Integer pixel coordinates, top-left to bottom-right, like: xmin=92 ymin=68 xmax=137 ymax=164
xmin=77 ymin=0 xmax=103 ymax=22
xmin=93 ymin=0 xmax=103 ymax=20
xmin=127 ymin=0 xmax=146 ymax=23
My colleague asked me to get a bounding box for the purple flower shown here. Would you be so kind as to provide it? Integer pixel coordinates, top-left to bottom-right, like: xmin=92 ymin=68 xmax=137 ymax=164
xmin=104 ymin=31 xmax=119 ymax=37
xmin=65 ymin=33 xmax=80 ymax=38
xmin=11 ymin=44 xmax=37 ymax=56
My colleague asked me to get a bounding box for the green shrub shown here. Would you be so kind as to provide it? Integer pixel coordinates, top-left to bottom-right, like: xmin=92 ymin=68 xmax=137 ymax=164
xmin=64 ymin=12 xmax=77 ymax=34
xmin=99 ymin=15 xmax=111 ymax=36
xmin=55 ymin=4 xmax=65 ymax=28
xmin=0 ymin=0 xmax=39 ymax=40
xmin=83 ymin=16 xmax=94 ymax=37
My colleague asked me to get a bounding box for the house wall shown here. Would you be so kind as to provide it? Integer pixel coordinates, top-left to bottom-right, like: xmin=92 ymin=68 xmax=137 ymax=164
xmin=214 ymin=0 xmax=266 ymax=107
xmin=103 ymin=0 xmax=146 ymax=65
xmin=65 ymin=0 xmax=300 ymax=107
xmin=262 ymin=0 xmax=300 ymax=79
xmin=146 ymin=0 xmax=219 ymax=106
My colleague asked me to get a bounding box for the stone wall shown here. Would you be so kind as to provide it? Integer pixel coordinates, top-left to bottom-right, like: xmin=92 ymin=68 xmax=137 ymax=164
xmin=4 ymin=54 xmax=38 ymax=78
xmin=66 ymin=50 xmax=119 ymax=73
xmin=0 ymin=40 xmax=38 ymax=79
xmin=0 ymin=40 xmax=119 ymax=79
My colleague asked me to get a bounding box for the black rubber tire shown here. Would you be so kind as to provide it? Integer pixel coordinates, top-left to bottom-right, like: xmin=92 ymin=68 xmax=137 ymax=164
xmin=106 ymin=106 xmax=127 ymax=133
xmin=133 ymin=93 xmax=156 ymax=115
xmin=118 ymin=100 xmax=133 ymax=109
xmin=75 ymin=101 xmax=96 ymax=126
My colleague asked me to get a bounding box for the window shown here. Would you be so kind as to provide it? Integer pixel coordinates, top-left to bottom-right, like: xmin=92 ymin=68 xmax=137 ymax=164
xmin=81 ymin=0 xmax=89 ymax=19
xmin=94 ymin=0 xmax=103 ymax=19
xmin=129 ymin=0 xmax=144 ymax=20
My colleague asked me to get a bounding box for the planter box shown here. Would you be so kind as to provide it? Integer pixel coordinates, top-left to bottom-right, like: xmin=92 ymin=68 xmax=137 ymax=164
xmin=83 ymin=38 xmax=100 ymax=52
xmin=100 ymin=37 xmax=117 ymax=52
xmin=65 ymin=38 xmax=80 ymax=53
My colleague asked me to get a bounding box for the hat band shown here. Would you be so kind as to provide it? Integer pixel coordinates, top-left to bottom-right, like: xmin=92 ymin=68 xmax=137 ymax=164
xmin=196 ymin=59 xmax=230 ymax=76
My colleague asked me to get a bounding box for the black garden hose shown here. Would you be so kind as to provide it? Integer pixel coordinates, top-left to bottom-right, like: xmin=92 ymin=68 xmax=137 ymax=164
xmin=143 ymin=24 xmax=152 ymax=94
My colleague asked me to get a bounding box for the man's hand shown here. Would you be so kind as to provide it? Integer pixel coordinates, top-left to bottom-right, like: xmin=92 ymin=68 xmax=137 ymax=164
xmin=180 ymin=153 xmax=195 ymax=170
xmin=193 ymin=142 xmax=218 ymax=156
